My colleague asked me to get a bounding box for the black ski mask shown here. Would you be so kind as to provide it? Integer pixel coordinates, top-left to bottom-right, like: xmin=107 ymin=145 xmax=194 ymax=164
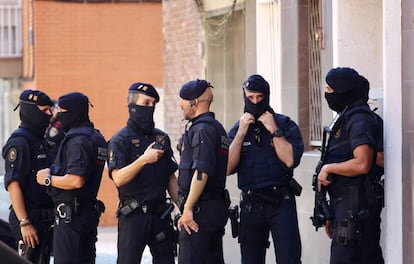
xmin=242 ymin=74 xmax=272 ymax=118
xmin=127 ymin=104 xmax=155 ymax=135
xmin=20 ymin=102 xmax=52 ymax=137
xmin=17 ymin=89 xmax=53 ymax=137
xmin=325 ymin=90 xmax=362 ymax=112
xmin=325 ymin=67 xmax=365 ymax=112
xmin=126 ymin=82 xmax=160 ymax=135
xmin=56 ymin=92 xmax=90 ymax=132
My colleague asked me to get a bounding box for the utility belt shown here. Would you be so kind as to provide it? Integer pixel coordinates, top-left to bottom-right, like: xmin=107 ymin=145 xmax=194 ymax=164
xmin=117 ymin=199 xmax=173 ymax=219
xmin=27 ymin=207 xmax=55 ymax=223
xmin=55 ymin=197 xmax=105 ymax=224
xmin=330 ymin=182 xmax=381 ymax=207
xmin=241 ymin=186 xmax=292 ymax=206
xmin=176 ymin=189 xmax=230 ymax=213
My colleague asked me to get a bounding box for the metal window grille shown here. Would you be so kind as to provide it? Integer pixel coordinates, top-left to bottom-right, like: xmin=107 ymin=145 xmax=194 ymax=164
xmin=309 ymin=0 xmax=322 ymax=146
xmin=0 ymin=3 xmax=21 ymax=57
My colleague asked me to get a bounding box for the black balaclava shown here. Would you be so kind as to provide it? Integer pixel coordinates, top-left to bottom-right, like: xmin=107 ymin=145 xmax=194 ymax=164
xmin=18 ymin=89 xmax=53 ymax=137
xmin=127 ymin=104 xmax=155 ymax=135
xmin=325 ymin=67 xmax=364 ymax=112
xmin=126 ymin=82 xmax=159 ymax=135
xmin=56 ymin=92 xmax=90 ymax=132
xmin=243 ymin=74 xmax=272 ymax=118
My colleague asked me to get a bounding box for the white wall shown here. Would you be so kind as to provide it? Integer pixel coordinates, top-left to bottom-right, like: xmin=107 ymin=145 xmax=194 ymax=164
xmin=382 ymin=0 xmax=403 ymax=262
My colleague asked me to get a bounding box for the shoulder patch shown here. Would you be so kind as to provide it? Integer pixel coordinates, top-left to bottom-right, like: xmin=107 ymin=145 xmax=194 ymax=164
xmin=131 ymin=138 xmax=140 ymax=148
xmin=48 ymin=127 xmax=59 ymax=138
xmin=7 ymin=148 xmax=17 ymax=162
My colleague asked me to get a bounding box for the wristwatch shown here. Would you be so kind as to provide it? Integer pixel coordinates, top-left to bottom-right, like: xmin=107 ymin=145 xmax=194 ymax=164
xmin=271 ymin=129 xmax=283 ymax=138
xmin=44 ymin=175 xmax=52 ymax=187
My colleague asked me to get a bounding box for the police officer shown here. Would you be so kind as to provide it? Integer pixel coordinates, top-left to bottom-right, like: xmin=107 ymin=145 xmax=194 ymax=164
xmin=36 ymin=92 xmax=107 ymax=264
xmin=227 ymin=74 xmax=304 ymax=264
xmin=318 ymin=67 xmax=384 ymax=263
xmin=107 ymin=82 xmax=178 ymax=264
xmin=2 ymin=89 xmax=55 ymax=263
xmin=177 ymin=79 xmax=229 ymax=264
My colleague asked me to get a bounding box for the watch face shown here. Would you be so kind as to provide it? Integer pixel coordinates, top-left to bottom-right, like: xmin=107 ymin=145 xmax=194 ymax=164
xmin=275 ymin=129 xmax=283 ymax=137
xmin=44 ymin=177 xmax=51 ymax=186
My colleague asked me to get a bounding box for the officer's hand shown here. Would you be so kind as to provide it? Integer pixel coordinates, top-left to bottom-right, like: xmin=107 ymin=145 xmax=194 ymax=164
xmin=258 ymin=111 xmax=277 ymax=133
xmin=239 ymin=113 xmax=255 ymax=135
xmin=178 ymin=208 xmax=199 ymax=235
xmin=324 ymin=220 xmax=333 ymax=239
xmin=21 ymin=224 xmax=40 ymax=248
xmin=317 ymin=165 xmax=332 ymax=191
xmin=36 ymin=168 xmax=51 ymax=185
xmin=142 ymin=143 xmax=164 ymax=164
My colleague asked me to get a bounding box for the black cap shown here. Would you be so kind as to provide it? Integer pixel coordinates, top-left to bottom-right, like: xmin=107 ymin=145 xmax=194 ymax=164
xmin=128 ymin=82 xmax=160 ymax=103
xmin=179 ymin=79 xmax=213 ymax=100
xmin=242 ymin=74 xmax=270 ymax=96
xmin=58 ymin=92 xmax=89 ymax=114
xmin=325 ymin=67 xmax=361 ymax=93
xmin=19 ymin=89 xmax=53 ymax=106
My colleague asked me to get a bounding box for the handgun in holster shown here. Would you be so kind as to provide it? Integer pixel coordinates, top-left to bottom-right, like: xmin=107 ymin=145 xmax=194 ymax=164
xmin=289 ymin=178 xmax=302 ymax=196
xmin=228 ymin=205 xmax=239 ymax=238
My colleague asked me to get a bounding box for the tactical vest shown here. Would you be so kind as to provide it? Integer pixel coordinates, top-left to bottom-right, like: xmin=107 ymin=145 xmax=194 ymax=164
xmin=178 ymin=113 xmax=228 ymax=194
xmin=49 ymin=126 xmax=107 ymax=204
xmin=326 ymin=103 xmax=379 ymax=189
xmin=10 ymin=128 xmax=53 ymax=208
xmin=114 ymin=126 xmax=176 ymax=201
xmin=237 ymin=115 xmax=293 ymax=191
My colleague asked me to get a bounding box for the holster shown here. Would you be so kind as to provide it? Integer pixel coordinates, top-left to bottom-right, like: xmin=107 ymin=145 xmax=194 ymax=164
xmin=228 ymin=205 xmax=239 ymax=238
xmin=335 ymin=219 xmax=357 ymax=246
xmin=289 ymin=178 xmax=302 ymax=196
xmin=117 ymin=199 xmax=140 ymax=217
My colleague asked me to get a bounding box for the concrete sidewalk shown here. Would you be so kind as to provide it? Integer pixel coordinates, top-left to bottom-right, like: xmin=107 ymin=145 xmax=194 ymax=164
xmin=96 ymin=226 xmax=154 ymax=264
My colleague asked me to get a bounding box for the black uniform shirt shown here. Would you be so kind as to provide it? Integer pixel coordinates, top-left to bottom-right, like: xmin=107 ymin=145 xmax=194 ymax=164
xmin=50 ymin=125 xmax=106 ymax=203
xmin=326 ymin=102 xmax=379 ymax=188
xmin=177 ymin=112 xmax=228 ymax=194
xmin=2 ymin=127 xmax=53 ymax=209
xmin=107 ymin=126 xmax=177 ymax=202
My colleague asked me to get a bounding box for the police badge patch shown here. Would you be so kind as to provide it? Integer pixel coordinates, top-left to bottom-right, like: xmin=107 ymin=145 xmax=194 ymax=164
xmin=7 ymin=148 xmax=17 ymax=162
xmin=131 ymin=139 xmax=140 ymax=148
xmin=48 ymin=127 xmax=59 ymax=138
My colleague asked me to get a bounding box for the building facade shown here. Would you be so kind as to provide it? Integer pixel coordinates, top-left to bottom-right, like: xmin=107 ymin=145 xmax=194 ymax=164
xmin=0 ymin=0 xmax=164 ymax=226
xmin=163 ymin=0 xmax=412 ymax=263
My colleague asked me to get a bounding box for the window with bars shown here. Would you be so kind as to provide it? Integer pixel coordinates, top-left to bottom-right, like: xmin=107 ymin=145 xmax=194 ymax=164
xmin=309 ymin=0 xmax=323 ymax=146
xmin=0 ymin=3 xmax=21 ymax=58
